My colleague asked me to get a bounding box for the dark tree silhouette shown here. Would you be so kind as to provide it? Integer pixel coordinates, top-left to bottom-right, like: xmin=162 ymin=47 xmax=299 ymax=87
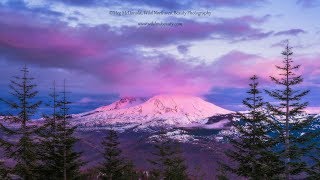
xmin=0 ymin=66 xmax=42 ymax=179
xmin=222 ymin=75 xmax=282 ymax=179
xmin=37 ymin=81 xmax=64 ymax=179
xmin=307 ymin=147 xmax=320 ymax=179
xmin=0 ymin=160 xmax=9 ymax=179
xmin=57 ymin=80 xmax=84 ymax=180
xmin=100 ymin=129 xmax=137 ymax=180
xmin=37 ymin=80 xmax=83 ymax=179
xmin=148 ymin=131 xmax=188 ymax=180
xmin=265 ymin=41 xmax=315 ymax=179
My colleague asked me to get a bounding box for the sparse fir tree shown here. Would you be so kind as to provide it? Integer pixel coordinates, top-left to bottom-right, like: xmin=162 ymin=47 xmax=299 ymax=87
xmin=0 ymin=160 xmax=9 ymax=179
xmin=57 ymin=80 xmax=84 ymax=180
xmin=37 ymin=81 xmax=63 ymax=179
xmin=216 ymin=163 xmax=228 ymax=180
xmin=0 ymin=118 xmax=10 ymax=179
xmin=37 ymin=80 xmax=83 ymax=179
xmin=307 ymin=147 xmax=320 ymax=179
xmin=222 ymin=75 xmax=282 ymax=179
xmin=191 ymin=165 xmax=206 ymax=180
xmin=148 ymin=131 xmax=188 ymax=180
xmin=0 ymin=65 xmax=42 ymax=179
xmin=100 ymin=129 xmax=137 ymax=180
xmin=100 ymin=129 xmax=124 ymax=179
xmin=265 ymin=41 xmax=316 ymax=179
xmin=120 ymin=160 xmax=139 ymax=180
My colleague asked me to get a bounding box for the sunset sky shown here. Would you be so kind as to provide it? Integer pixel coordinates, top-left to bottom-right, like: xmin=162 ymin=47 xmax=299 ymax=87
xmin=1 ymin=0 xmax=320 ymax=113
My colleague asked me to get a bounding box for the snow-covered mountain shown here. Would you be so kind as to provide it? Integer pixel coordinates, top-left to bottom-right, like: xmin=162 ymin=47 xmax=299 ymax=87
xmin=95 ymin=97 xmax=147 ymax=111
xmin=72 ymin=94 xmax=233 ymax=129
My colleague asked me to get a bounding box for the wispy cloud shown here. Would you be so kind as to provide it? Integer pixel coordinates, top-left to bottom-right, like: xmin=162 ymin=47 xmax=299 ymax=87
xmin=0 ymin=8 xmax=276 ymax=96
xmin=45 ymin=0 xmax=267 ymax=10
xmin=296 ymin=0 xmax=320 ymax=8
xmin=274 ymin=29 xmax=306 ymax=36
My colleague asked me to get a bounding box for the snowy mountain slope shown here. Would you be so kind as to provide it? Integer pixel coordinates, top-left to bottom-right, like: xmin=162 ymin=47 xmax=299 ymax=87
xmin=72 ymin=94 xmax=233 ymax=129
xmin=95 ymin=97 xmax=147 ymax=111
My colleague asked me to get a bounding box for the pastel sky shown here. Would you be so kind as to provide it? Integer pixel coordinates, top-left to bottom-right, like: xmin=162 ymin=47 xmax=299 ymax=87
xmin=1 ymin=0 xmax=320 ymax=113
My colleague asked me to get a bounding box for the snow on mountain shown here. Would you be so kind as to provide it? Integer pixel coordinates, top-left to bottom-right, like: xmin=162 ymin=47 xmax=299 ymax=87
xmin=72 ymin=94 xmax=233 ymax=129
xmin=148 ymin=129 xmax=195 ymax=143
xmin=95 ymin=97 xmax=147 ymax=111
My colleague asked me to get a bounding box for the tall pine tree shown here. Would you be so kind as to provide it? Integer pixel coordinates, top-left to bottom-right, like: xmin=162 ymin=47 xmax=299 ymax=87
xmin=148 ymin=131 xmax=188 ymax=180
xmin=222 ymin=75 xmax=282 ymax=179
xmin=37 ymin=80 xmax=83 ymax=179
xmin=57 ymin=80 xmax=83 ymax=180
xmin=100 ymin=129 xmax=137 ymax=180
xmin=37 ymin=80 xmax=62 ymax=179
xmin=307 ymin=146 xmax=320 ymax=179
xmin=0 ymin=160 xmax=9 ymax=179
xmin=0 ymin=118 xmax=9 ymax=179
xmin=265 ymin=41 xmax=315 ymax=179
xmin=0 ymin=65 xmax=41 ymax=179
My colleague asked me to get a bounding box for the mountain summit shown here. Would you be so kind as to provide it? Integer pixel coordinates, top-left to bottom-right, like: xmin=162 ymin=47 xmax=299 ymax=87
xmin=72 ymin=94 xmax=232 ymax=128
xmin=95 ymin=97 xmax=147 ymax=111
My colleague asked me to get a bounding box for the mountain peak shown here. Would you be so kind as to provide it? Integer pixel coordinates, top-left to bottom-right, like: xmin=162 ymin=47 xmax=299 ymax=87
xmin=142 ymin=94 xmax=232 ymax=118
xmin=95 ymin=96 xmax=146 ymax=111
xmin=73 ymin=94 xmax=233 ymax=128
xmin=147 ymin=94 xmax=204 ymax=103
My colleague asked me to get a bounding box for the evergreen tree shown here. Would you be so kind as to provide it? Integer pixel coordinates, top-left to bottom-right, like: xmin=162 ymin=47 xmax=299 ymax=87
xmin=100 ymin=129 xmax=124 ymax=179
xmin=0 ymin=160 xmax=9 ymax=179
xmin=120 ymin=159 xmax=139 ymax=179
xmin=191 ymin=165 xmax=206 ymax=180
xmin=0 ymin=119 xmax=10 ymax=179
xmin=216 ymin=164 xmax=228 ymax=180
xmin=0 ymin=65 xmax=41 ymax=179
xmin=100 ymin=129 xmax=137 ymax=180
xmin=222 ymin=75 xmax=282 ymax=179
xmin=57 ymin=80 xmax=84 ymax=180
xmin=265 ymin=41 xmax=315 ymax=179
xmin=149 ymin=131 xmax=188 ymax=180
xmin=37 ymin=80 xmax=83 ymax=179
xmin=307 ymin=147 xmax=320 ymax=179
xmin=37 ymin=81 xmax=62 ymax=179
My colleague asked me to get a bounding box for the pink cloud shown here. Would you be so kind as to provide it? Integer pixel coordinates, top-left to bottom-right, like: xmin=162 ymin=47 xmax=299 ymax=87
xmin=210 ymin=51 xmax=320 ymax=89
xmin=305 ymin=106 xmax=320 ymax=114
xmin=51 ymin=0 xmax=267 ymax=9
xmin=1 ymin=9 xmax=318 ymax=97
xmin=200 ymin=0 xmax=267 ymax=7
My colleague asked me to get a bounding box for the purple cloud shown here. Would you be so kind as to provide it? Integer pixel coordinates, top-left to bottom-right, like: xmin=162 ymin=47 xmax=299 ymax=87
xmin=274 ymin=29 xmax=306 ymax=36
xmin=200 ymin=0 xmax=267 ymax=8
xmin=116 ymin=16 xmax=271 ymax=47
xmin=2 ymin=0 xmax=64 ymax=17
xmin=47 ymin=0 xmax=267 ymax=9
xmin=0 ymin=9 xmax=292 ymax=97
xmin=177 ymin=45 xmax=190 ymax=54
xmin=0 ymin=10 xmax=272 ymax=64
xmin=296 ymin=0 xmax=320 ymax=7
